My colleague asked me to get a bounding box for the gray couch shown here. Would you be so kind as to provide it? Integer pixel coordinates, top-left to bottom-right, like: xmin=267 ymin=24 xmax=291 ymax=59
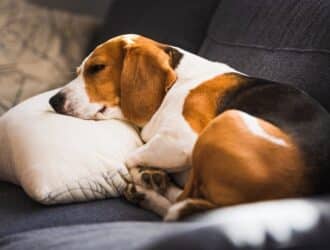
xmin=1 ymin=0 xmax=330 ymax=249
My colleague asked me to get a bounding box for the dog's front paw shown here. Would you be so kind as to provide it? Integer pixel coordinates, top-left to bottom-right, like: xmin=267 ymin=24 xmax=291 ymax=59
xmin=123 ymin=183 xmax=145 ymax=204
xmin=138 ymin=167 xmax=169 ymax=195
xmin=129 ymin=167 xmax=169 ymax=195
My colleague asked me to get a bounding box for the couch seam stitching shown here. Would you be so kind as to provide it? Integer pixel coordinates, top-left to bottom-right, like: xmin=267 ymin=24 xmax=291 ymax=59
xmin=206 ymin=35 xmax=330 ymax=55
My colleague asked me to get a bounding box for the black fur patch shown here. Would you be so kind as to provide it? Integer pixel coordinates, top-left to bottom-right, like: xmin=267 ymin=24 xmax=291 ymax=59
xmin=164 ymin=46 xmax=183 ymax=69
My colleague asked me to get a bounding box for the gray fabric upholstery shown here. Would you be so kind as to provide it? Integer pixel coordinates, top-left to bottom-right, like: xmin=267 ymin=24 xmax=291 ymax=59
xmin=2 ymin=197 xmax=330 ymax=250
xmin=199 ymin=0 xmax=330 ymax=111
xmin=0 ymin=182 xmax=159 ymax=237
xmin=92 ymin=0 xmax=220 ymax=52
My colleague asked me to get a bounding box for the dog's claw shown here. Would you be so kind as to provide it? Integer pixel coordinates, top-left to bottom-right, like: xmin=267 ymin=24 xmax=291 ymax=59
xmin=123 ymin=183 xmax=145 ymax=204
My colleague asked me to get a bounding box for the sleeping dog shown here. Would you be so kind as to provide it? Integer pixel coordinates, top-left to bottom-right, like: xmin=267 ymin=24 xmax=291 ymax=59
xmin=49 ymin=34 xmax=330 ymax=220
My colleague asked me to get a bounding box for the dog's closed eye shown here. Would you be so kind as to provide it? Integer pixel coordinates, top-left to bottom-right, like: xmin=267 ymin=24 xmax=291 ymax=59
xmin=86 ymin=64 xmax=106 ymax=75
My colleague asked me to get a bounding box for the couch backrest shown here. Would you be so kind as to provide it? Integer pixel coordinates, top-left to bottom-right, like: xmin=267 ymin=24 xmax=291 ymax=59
xmin=200 ymin=0 xmax=330 ymax=111
xmin=94 ymin=0 xmax=219 ymax=53
xmin=95 ymin=0 xmax=330 ymax=111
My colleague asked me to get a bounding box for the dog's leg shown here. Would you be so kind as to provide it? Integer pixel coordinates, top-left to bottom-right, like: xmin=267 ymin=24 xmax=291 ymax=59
xmin=164 ymin=198 xmax=215 ymax=221
xmin=129 ymin=167 xmax=183 ymax=202
xmin=125 ymin=133 xmax=191 ymax=172
xmin=164 ymin=183 xmax=183 ymax=203
xmin=129 ymin=167 xmax=169 ymax=194
xmin=123 ymin=183 xmax=172 ymax=217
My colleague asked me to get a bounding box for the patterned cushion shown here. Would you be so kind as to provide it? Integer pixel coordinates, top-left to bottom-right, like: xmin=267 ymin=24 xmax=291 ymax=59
xmin=0 ymin=0 xmax=98 ymax=115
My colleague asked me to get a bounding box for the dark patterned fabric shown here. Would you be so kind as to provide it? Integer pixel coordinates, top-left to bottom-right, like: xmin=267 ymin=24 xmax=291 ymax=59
xmin=199 ymin=0 xmax=330 ymax=111
xmin=0 ymin=0 xmax=99 ymax=115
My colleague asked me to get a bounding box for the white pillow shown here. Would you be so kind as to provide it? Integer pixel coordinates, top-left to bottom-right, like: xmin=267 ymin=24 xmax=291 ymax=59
xmin=0 ymin=89 xmax=142 ymax=204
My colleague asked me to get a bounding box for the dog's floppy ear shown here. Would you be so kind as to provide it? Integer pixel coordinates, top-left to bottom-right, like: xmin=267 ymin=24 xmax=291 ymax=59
xmin=120 ymin=45 xmax=177 ymax=126
xmin=164 ymin=46 xmax=183 ymax=70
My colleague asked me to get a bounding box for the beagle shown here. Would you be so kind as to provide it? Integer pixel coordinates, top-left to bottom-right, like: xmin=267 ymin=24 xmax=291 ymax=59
xmin=49 ymin=34 xmax=330 ymax=221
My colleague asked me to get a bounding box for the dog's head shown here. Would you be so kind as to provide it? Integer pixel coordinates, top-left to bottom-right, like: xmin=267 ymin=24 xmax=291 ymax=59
xmin=49 ymin=34 xmax=182 ymax=127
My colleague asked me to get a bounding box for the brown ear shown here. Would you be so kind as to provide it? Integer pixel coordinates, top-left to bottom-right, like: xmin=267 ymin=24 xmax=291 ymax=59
xmin=120 ymin=45 xmax=177 ymax=126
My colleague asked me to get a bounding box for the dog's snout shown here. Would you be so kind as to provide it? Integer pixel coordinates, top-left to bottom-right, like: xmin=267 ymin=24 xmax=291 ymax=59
xmin=49 ymin=92 xmax=66 ymax=114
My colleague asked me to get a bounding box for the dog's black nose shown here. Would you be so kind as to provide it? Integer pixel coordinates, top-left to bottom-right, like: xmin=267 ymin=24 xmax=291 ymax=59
xmin=49 ymin=92 xmax=66 ymax=114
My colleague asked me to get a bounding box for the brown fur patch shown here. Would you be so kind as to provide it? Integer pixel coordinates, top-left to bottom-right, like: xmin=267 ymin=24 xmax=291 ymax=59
xmin=181 ymin=110 xmax=310 ymax=206
xmin=182 ymin=73 xmax=247 ymax=133
xmin=120 ymin=37 xmax=177 ymax=126
xmin=83 ymin=36 xmax=126 ymax=107
xmin=170 ymin=199 xmax=215 ymax=220
xmin=83 ymin=35 xmax=178 ymax=126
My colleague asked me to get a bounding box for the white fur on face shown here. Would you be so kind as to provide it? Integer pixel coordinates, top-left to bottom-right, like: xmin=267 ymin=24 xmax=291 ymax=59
xmin=94 ymin=105 xmax=125 ymax=120
xmin=58 ymin=73 xmax=124 ymax=120
xmin=58 ymin=74 xmax=103 ymax=120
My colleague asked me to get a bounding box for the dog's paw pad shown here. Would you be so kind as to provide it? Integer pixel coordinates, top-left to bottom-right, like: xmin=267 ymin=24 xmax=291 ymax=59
xmin=123 ymin=183 xmax=145 ymax=204
xmin=139 ymin=168 xmax=168 ymax=194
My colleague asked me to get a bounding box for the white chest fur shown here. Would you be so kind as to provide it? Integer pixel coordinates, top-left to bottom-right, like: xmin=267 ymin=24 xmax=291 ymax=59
xmin=138 ymin=49 xmax=238 ymax=173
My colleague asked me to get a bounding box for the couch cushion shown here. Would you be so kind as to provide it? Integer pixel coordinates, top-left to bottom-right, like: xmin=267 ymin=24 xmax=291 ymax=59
xmin=199 ymin=0 xmax=330 ymax=111
xmin=0 ymin=182 xmax=159 ymax=237
xmin=92 ymin=0 xmax=220 ymax=53
xmin=1 ymin=197 xmax=330 ymax=250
